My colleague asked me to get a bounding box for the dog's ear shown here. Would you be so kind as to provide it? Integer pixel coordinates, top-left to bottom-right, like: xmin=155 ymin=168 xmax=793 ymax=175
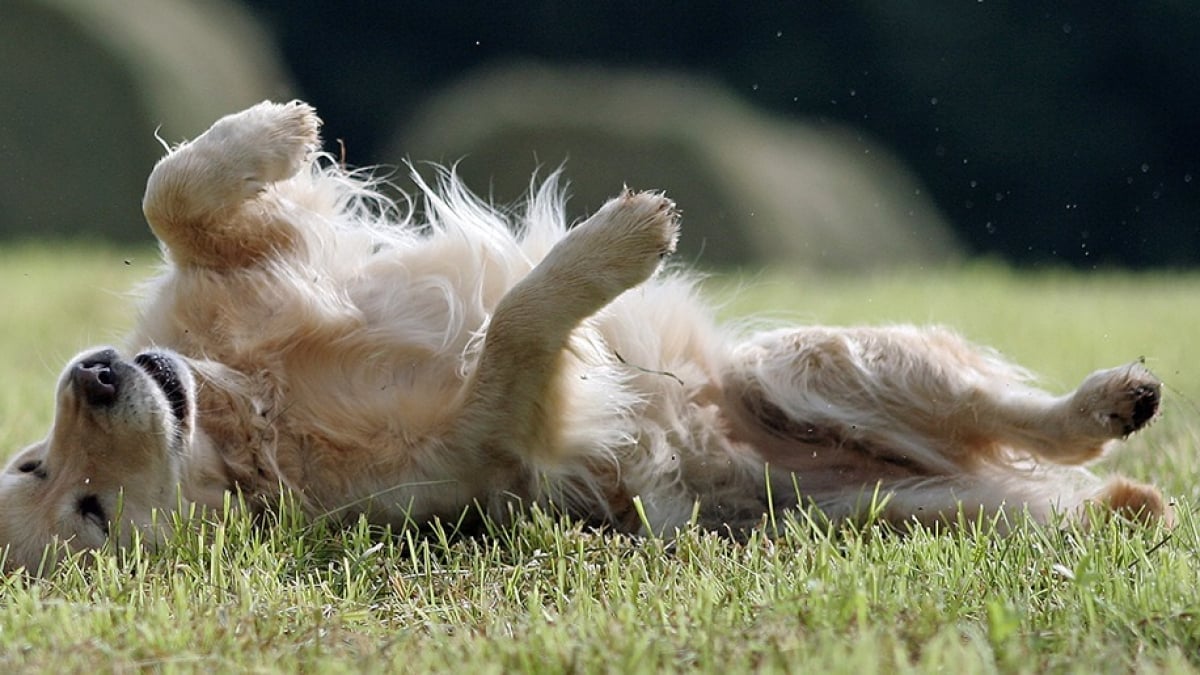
xmin=6 ymin=445 xmax=49 ymax=480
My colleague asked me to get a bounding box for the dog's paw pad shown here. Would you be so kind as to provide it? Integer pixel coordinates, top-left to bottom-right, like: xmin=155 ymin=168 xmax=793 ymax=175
xmin=1116 ymin=383 xmax=1161 ymax=434
xmin=1074 ymin=362 xmax=1163 ymax=438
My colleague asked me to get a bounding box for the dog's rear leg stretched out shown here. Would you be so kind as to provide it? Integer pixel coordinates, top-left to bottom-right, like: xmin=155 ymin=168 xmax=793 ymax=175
xmin=730 ymin=327 xmax=1168 ymax=525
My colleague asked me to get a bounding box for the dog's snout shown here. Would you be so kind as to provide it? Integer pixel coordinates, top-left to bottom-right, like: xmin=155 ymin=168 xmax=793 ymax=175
xmin=73 ymin=359 xmax=120 ymax=407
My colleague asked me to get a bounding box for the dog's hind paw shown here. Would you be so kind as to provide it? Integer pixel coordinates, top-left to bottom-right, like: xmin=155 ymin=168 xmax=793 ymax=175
xmin=1088 ymin=476 xmax=1173 ymax=527
xmin=1071 ymin=361 xmax=1162 ymax=438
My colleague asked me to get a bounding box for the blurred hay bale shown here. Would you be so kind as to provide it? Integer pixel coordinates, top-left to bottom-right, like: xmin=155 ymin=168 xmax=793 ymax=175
xmin=389 ymin=64 xmax=960 ymax=270
xmin=0 ymin=0 xmax=293 ymax=241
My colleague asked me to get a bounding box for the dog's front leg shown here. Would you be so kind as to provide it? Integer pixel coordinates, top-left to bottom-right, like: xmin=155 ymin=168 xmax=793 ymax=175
xmin=142 ymin=101 xmax=320 ymax=268
xmin=455 ymin=190 xmax=679 ymax=461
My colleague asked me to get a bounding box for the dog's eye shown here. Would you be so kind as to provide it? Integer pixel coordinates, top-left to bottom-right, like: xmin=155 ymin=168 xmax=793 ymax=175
xmin=77 ymin=494 xmax=109 ymax=536
xmin=18 ymin=460 xmax=47 ymax=480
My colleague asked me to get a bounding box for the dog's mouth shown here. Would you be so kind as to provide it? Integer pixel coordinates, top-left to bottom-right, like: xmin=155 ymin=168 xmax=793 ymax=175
xmin=134 ymin=352 xmax=190 ymax=424
xmin=77 ymin=494 xmax=110 ymax=537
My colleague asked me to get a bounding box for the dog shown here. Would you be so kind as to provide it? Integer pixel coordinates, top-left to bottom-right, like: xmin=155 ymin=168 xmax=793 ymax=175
xmin=0 ymin=101 xmax=1170 ymax=574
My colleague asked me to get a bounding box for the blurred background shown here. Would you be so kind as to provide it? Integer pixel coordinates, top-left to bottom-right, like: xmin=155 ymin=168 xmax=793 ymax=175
xmin=2 ymin=0 xmax=1197 ymax=271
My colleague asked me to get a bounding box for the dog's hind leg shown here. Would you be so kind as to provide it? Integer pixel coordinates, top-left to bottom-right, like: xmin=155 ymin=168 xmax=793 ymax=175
xmin=727 ymin=326 xmax=1168 ymax=523
xmin=917 ymin=360 xmax=1163 ymax=466
xmin=453 ymin=190 xmax=679 ymax=462
xmin=731 ymin=326 xmax=1161 ymax=469
xmin=142 ymin=100 xmax=321 ymax=268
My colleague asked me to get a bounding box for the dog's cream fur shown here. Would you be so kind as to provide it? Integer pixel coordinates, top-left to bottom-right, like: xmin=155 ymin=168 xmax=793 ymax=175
xmin=0 ymin=101 xmax=1170 ymax=574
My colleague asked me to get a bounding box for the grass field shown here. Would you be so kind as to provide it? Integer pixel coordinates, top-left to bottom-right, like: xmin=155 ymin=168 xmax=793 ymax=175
xmin=1 ymin=243 xmax=1198 ymax=673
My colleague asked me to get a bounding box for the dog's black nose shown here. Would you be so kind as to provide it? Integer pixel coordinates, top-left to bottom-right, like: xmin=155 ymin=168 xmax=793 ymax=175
xmin=73 ymin=350 xmax=122 ymax=407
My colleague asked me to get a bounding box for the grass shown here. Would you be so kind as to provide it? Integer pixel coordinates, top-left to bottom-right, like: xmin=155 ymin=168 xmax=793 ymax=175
xmin=1 ymin=243 xmax=1198 ymax=673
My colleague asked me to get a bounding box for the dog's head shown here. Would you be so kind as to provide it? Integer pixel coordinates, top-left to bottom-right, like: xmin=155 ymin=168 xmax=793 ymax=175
xmin=0 ymin=347 xmax=195 ymax=574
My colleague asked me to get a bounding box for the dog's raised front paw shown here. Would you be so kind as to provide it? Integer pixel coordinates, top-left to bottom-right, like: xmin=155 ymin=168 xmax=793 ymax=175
xmin=556 ymin=189 xmax=680 ymax=298
xmin=605 ymin=189 xmax=681 ymax=260
xmin=200 ymin=100 xmax=321 ymax=194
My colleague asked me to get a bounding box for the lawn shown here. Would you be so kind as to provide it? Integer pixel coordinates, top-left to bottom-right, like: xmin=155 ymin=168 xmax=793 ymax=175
xmin=1 ymin=243 xmax=1197 ymax=673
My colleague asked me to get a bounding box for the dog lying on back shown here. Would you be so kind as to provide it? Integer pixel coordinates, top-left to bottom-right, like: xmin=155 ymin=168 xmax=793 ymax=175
xmin=0 ymin=101 xmax=1169 ymax=574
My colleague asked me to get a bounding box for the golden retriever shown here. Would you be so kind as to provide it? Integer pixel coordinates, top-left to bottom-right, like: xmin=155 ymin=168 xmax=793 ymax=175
xmin=0 ymin=101 xmax=1169 ymax=574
